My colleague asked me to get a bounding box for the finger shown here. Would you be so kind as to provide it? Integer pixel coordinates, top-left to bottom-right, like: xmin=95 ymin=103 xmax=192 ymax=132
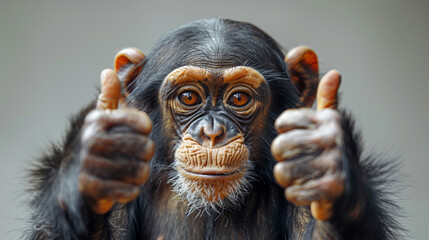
xmin=84 ymin=109 xmax=153 ymax=135
xmin=316 ymin=70 xmax=341 ymax=110
xmin=273 ymin=159 xmax=325 ymax=188
xmin=97 ymin=69 xmax=121 ymax=110
xmin=285 ymin=174 xmax=344 ymax=206
xmin=79 ymin=174 xmax=140 ymax=202
xmin=84 ymin=132 xmax=155 ymax=162
xmin=271 ymin=124 xmax=341 ymax=162
xmin=271 ymin=129 xmax=322 ymax=161
xmin=285 ymin=184 xmax=319 ymax=206
xmin=274 ymin=108 xmax=316 ymax=133
xmin=82 ymin=155 xmax=150 ymax=185
xmin=274 ymin=148 xmax=341 ymax=187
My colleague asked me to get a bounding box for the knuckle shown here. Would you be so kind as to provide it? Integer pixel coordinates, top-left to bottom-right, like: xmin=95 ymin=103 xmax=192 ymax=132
xmin=134 ymin=164 xmax=150 ymax=185
xmin=276 ymin=108 xmax=307 ymax=123
xmin=313 ymin=128 xmax=336 ymax=147
xmin=282 ymin=130 xmax=307 ymax=147
xmin=140 ymin=138 xmax=155 ymax=161
xmin=313 ymin=120 xmax=342 ymax=147
xmin=318 ymin=108 xmax=341 ymax=123
xmin=135 ymin=109 xmax=150 ymax=122
xmin=271 ymin=136 xmax=285 ymax=160
xmin=275 ymin=109 xmax=316 ymax=133
xmin=136 ymin=112 xmax=153 ymax=133
xmin=329 ymin=123 xmax=342 ymax=138
xmin=272 ymin=131 xmax=309 ymax=161
xmin=80 ymin=153 xmax=92 ymax=168
xmin=82 ymin=134 xmax=97 ymax=151
xmin=83 ymin=132 xmax=111 ymax=153
xmin=84 ymin=110 xmax=106 ymax=125
xmin=81 ymin=124 xmax=98 ymax=146
xmin=285 ymin=188 xmax=299 ymax=204
xmin=275 ymin=109 xmax=294 ymax=128
xmin=115 ymin=109 xmax=153 ymax=134
xmin=295 ymin=107 xmax=314 ymax=115
xmin=274 ymin=163 xmax=292 ymax=187
xmin=78 ymin=173 xmax=92 ymax=194
xmin=317 ymin=154 xmax=339 ymax=171
xmin=135 ymin=134 xmax=149 ymax=144
xmin=78 ymin=174 xmax=86 ymax=191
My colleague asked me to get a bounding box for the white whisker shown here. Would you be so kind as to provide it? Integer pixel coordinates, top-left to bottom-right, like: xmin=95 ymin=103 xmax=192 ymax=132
xmin=168 ymin=160 xmax=255 ymax=216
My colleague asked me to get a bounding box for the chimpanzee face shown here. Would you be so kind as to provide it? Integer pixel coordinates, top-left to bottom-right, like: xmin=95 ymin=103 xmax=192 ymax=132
xmin=159 ymin=66 xmax=271 ymax=212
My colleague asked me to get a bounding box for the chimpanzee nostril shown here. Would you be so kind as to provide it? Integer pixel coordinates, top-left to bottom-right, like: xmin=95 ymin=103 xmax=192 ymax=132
xmin=203 ymin=125 xmax=224 ymax=140
xmin=202 ymin=124 xmax=225 ymax=146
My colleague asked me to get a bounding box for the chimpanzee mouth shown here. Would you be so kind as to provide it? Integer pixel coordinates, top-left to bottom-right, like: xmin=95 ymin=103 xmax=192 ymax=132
xmin=174 ymin=135 xmax=250 ymax=180
xmin=171 ymin=135 xmax=252 ymax=212
xmin=177 ymin=165 xmax=243 ymax=180
xmin=170 ymin=161 xmax=254 ymax=214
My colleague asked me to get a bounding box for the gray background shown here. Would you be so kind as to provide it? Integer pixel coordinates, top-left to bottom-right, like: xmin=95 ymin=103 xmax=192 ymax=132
xmin=1 ymin=0 xmax=428 ymax=239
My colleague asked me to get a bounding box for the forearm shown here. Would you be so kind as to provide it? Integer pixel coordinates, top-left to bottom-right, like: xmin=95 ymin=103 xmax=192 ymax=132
xmin=26 ymin=102 xmax=108 ymax=239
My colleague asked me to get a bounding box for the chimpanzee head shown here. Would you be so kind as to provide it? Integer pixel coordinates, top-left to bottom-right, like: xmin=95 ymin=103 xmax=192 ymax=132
xmin=115 ymin=18 xmax=319 ymax=212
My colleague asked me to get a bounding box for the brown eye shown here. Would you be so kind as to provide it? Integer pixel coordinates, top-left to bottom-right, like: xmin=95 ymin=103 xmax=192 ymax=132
xmin=228 ymin=92 xmax=251 ymax=107
xmin=178 ymin=91 xmax=201 ymax=106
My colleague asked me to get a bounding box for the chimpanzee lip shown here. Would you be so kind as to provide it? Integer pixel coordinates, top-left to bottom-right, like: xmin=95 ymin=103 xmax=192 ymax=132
xmin=177 ymin=165 xmax=243 ymax=180
xmin=186 ymin=167 xmax=240 ymax=175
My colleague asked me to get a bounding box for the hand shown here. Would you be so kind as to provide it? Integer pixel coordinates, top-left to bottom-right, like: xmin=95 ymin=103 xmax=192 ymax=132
xmin=79 ymin=55 xmax=154 ymax=215
xmin=271 ymin=70 xmax=343 ymax=221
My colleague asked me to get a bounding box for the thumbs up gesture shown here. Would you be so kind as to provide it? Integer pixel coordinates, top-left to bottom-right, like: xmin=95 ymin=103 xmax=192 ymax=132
xmin=78 ymin=49 xmax=154 ymax=214
xmin=271 ymin=70 xmax=344 ymax=221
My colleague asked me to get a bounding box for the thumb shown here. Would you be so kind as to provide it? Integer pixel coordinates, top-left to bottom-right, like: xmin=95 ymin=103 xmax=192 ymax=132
xmin=96 ymin=69 xmax=121 ymax=110
xmin=316 ymin=70 xmax=341 ymax=110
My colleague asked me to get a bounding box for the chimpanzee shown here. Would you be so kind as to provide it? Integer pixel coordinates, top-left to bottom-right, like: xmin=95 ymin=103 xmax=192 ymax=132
xmin=25 ymin=18 xmax=402 ymax=239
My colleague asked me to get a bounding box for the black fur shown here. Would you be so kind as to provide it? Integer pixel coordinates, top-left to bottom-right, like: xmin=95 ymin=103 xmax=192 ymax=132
xmin=25 ymin=102 xmax=98 ymax=239
xmin=25 ymin=18 xmax=403 ymax=239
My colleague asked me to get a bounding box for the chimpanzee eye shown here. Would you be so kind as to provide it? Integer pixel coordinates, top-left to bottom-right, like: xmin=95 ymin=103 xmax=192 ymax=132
xmin=178 ymin=91 xmax=202 ymax=106
xmin=228 ymin=92 xmax=251 ymax=107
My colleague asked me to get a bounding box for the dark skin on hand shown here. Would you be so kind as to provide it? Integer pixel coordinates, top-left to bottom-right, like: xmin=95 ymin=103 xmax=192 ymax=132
xmin=26 ymin=19 xmax=401 ymax=240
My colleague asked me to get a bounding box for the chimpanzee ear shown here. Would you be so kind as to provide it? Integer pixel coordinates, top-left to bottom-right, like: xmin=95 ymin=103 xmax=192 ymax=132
xmin=114 ymin=47 xmax=146 ymax=96
xmin=285 ymin=46 xmax=319 ymax=107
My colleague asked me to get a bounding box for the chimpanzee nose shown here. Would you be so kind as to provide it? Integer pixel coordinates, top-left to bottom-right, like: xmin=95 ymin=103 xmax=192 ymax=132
xmin=186 ymin=114 xmax=240 ymax=148
xmin=202 ymin=123 xmax=225 ymax=147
